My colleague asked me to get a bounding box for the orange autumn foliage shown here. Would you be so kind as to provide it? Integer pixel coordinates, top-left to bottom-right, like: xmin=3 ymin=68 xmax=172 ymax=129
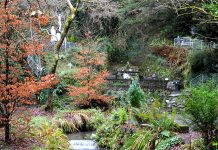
xmin=68 ymin=49 xmax=113 ymax=108
xmin=0 ymin=0 xmax=58 ymax=142
xmin=38 ymin=14 xmax=50 ymax=26
xmin=151 ymin=45 xmax=188 ymax=72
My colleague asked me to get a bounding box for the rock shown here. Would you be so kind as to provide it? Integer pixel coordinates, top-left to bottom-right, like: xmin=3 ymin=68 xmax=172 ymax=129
xmin=168 ymin=104 xmax=172 ymax=108
xmin=123 ymin=73 xmax=131 ymax=79
xmin=67 ymin=63 xmax=73 ymax=69
xmin=167 ymin=81 xmax=181 ymax=91
xmin=152 ymin=74 xmax=157 ymax=78
xmin=106 ymin=75 xmax=116 ymax=80
xmin=167 ymin=81 xmax=176 ymax=91
xmin=171 ymin=99 xmax=176 ymax=103
xmin=169 ymin=93 xmax=181 ymax=97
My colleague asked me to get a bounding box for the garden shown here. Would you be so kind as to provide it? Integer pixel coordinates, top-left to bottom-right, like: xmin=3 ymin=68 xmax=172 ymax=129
xmin=0 ymin=0 xmax=218 ymax=150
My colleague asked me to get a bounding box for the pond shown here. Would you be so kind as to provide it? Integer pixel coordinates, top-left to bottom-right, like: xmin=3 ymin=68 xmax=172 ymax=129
xmin=68 ymin=131 xmax=101 ymax=150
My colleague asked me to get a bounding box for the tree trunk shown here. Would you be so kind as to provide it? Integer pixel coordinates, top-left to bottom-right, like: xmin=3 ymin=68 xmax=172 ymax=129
xmin=50 ymin=16 xmax=75 ymax=74
xmin=4 ymin=121 xmax=10 ymax=142
xmin=50 ymin=0 xmax=79 ymax=74
xmin=45 ymin=96 xmax=53 ymax=112
xmin=45 ymin=89 xmax=54 ymax=112
xmin=46 ymin=0 xmax=79 ymax=112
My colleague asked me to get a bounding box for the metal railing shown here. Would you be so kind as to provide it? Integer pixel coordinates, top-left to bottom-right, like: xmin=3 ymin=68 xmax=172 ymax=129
xmin=174 ymin=36 xmax=217 ymax=50
xmin=189 ymin=73 xmax=218 ymax=86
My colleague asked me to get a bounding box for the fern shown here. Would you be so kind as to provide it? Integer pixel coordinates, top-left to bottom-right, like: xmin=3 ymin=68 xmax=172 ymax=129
xmin=123 ymin=129 xmax=153 ymax=150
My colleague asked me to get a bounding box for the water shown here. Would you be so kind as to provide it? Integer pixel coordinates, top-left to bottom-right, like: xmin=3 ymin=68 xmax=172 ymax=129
xmin=69 ymin=140 xmax=98 ymax=150
xmin=68 ymin=131 xmax=99 ymax=150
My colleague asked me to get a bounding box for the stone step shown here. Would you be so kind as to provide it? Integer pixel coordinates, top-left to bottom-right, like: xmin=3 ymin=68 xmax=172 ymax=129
xmin=169 ymin=92 xmax=182 ymax=97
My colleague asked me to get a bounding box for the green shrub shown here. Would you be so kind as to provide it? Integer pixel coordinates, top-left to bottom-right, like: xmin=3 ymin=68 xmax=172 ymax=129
xmin=181 ymin=81 xmax=218 ymax=145
xmin=30 ymin=116 xmax=50 ymax=129
xmin=143 ymin=101 xmax=176 ymax=131
xmin=182 ymin=138 xmax=217 ymax=150
xmin=33 ymin=122 xmax=69 ymax=150
xmin=37 ymin=89 xmax=50 ymax=105
xmin=30 ymin=116 xmax=69 ymax=149
xmin=89 ymin=109 xmax=105 ymax=129
xmin=188 ymin=49 xmax=218 ymax=76
xmin=139 ymin=53 xmax=173 ymax=78
xmin=95 ymin=119 xmax=114 ymax=148
xmin=156 ymin=136 xmax=183 ymax=150
xmin=111 ymin=108 xmax=128 ymax=125
xmin=126 ymin=80 xmax=146 ymax=108
xmin=95 ymin=108 xmax=128 ymax=149
xmin=191 ymin=138 xmax=206 ymax=150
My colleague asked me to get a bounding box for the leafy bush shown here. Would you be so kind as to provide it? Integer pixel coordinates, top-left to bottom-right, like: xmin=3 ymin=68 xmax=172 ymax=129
xmin=95 ymin=108 xmax=128 ymax=149
xmin=188 ymin=49 xmax=218 ymax=76
xmin=95 ymin=37 xmax=129 ymax=64
xmin=111 ymin=108 xmax=128 ymax=125
xmin=30 ymin=116 xmax=49 ymax=129
xmin=139 ymin=54 xmax=173 ymax=78
xmin=142 ymin=101 xmax=176 ymax=131
xmin=156 ymin=136 xmax=183 ymax=150
xmin=37 ymin=89 xmax=50 ymax=105
xmin=136 ymin=101 xmax=177 ymax=149
xmin=95 ymin=119 xmax=115 ymax=148
xmin=68 ymin=49 xmax=112 ymax=108
xmin=181 ymin=81 xmax=218 ymax=145
xmin=34 ymin=123 xmax=69 ymax=150
xmin=30 ymin=116 xmax=69 ymax=149
xmin=126 ymin=80 xmax=146 ymax=108
xmin=89 ymin=109 xmax=105 ymax=129
xmin=187 ymin=138 xmax=206 ymax=150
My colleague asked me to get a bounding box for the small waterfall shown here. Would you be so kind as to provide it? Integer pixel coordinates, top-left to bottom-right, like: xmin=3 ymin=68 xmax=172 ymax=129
xmin=68 ymin=131 xmax=99 ymax=150
xmin=69 ymin=140 xmax=98 ymax=150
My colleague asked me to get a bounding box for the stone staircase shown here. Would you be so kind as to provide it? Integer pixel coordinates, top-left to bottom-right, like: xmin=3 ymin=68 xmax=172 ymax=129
xmin=165 ymin=91 xmax=184 ymax=112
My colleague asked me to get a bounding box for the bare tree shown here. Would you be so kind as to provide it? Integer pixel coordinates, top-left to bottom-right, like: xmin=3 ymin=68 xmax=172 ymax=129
xmin=170 ymin=0 xmax=218 ymax=24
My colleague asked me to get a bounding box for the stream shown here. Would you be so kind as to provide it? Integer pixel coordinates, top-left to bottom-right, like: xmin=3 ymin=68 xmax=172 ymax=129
xmin=68 ymin=131 xmax=100 ymax=150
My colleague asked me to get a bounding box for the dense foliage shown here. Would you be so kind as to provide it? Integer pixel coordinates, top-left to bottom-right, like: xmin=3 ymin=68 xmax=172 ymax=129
xmin=1 ymin=0 xmax=218 ymax=149
xmin=181 ymin=81 xmax=218 ymax=146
